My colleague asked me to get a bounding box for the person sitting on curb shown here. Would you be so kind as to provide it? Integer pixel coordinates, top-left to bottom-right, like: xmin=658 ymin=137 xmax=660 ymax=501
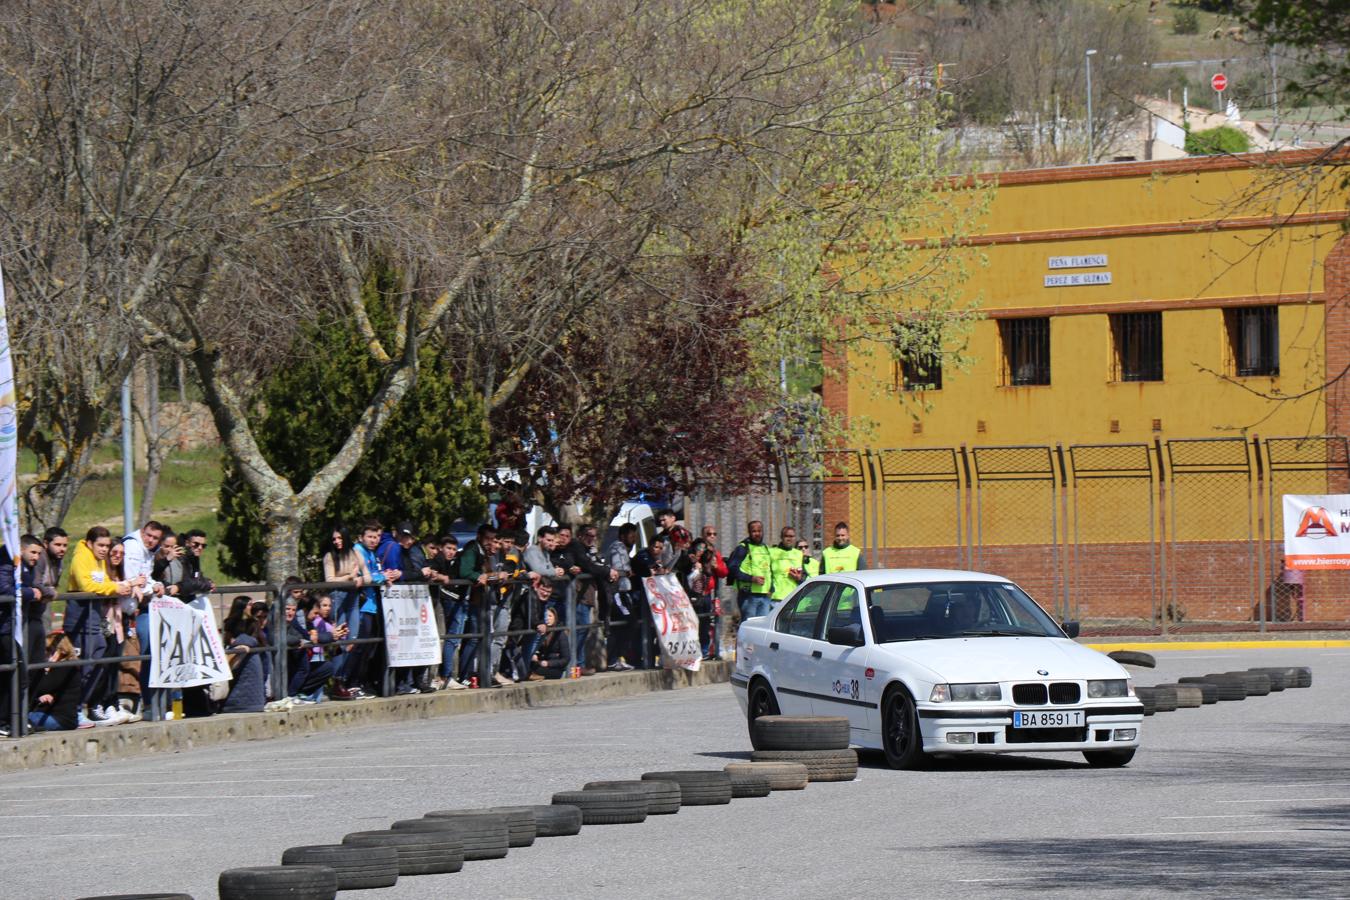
xmin=27 ymin=634 xmax=85 ymax=732
xmin=528 ymin=606 xmax=571 ymax=681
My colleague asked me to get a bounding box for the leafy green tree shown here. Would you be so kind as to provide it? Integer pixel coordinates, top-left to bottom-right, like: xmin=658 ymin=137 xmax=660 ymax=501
xmin=1185 ymin=125 xmax=1252 ymax=155
xmin=217 ymin=263 xmax=488 ymax=581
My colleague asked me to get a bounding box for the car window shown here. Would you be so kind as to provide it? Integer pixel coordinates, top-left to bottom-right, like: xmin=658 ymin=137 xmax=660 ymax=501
xmin=776 ymin=583 xmax=833 ymax=638
xmin=822 ymin=584 xmax=862 ymax=636
xmin=865 ymin=580 xmax=1060 ymax=641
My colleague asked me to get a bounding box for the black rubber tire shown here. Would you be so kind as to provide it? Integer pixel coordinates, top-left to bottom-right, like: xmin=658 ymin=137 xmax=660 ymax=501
xmin=641 ymin=770 xmax=733 ymax=805
xmin=218 ymin=866 xmax=337 ymax=900
xmin=1083 ymin=748 xmax=1136 ymax=768
xmin=585 ymin=780 xmax=682 ymax=815
xmin=723 ymin=761 xmax=810 ymax=790
xmin=551 ymin=790 xmax=648 ymax=825
xmin=746 ymin=679 xmax=782 ymax=750
xmin=751 ymin=715 xmax=850 ymax=751
xmin=281 ymin=844 xmax=399 ymax=891
xmin=1223 ymin=671 xmax=1272 ymax=696
xmin=749 ymin=749 xmax=859 ymax=782
xmin=729 ymin=773 xmax=772 ymax=798
xmin=1107 ymin=650 xmax=1157 ymax=669
xmin=881 ymin=686 xmax=925 ymax=770
xmin=1134 ymin=687 xmax=1157 ymax=716
xmin=1248 ymin=667 xmax=1289 ymax=691
xmin=1160 ymin=683 xmax=1203 ymax=708
xmin=1199 ymin=674 xmax=1248 ymax=701
xmin=492 ymin=804 xmax=582 ymax=837
xmin=1177 ymin=677 xmax=1222 ymax=703
xmin=392 ymin=816 xmax=510 ymax=860
xmin=424 ymin=807 xmax=535 ymax=847
xmin=341 ymin=830 xmax=465 ymax=876
xmin=1293 ymin=666 xmax=1312 ymax=687
xmin=1150 ymin=685 xmax=1179 ymax=712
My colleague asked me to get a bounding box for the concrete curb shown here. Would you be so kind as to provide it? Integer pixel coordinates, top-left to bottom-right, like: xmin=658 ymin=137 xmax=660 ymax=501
xmin=0 ymin=662 xmax=733 ymax=774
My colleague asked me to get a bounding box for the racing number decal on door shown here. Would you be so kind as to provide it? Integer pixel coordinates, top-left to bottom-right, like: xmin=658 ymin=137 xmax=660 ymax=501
xmin=831 ymin=678 xmax=860 ymax=700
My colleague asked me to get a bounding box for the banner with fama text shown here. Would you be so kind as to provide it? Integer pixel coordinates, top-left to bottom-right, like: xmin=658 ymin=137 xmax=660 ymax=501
xmin=1283 ymin=494 xmax=1350 ymax=570
xmin=149 ymin=597 xmax=232 ymax=688
xmin=642 ymin=574 xmax=701 ymax=672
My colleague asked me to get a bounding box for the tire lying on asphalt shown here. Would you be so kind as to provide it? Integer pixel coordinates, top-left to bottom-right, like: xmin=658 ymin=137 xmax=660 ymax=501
xmin=1107 ymin=650 xmax=1157 ymax=669
xmin=1293 ymin=666 xmax=1313 ymax=688
xmin=492 ymin=804 xmax=583 ymax=837
xmin=551 ymin=790 xmax=648 ymax=825
xmin=281 ymin=844 xmax=399 ymax=891
xmin=584 ymin=780 xmax=681 ymax=815
xmin=1223 ymin=671 xmax=1272 ymax=696
xmin=424 ymin=807 xmax=535 ymax=847
xmin=1149 ymin=685 xmax=1179 ymax=712
xmin=393 ymin=815 xmax=510 ymax=860
xmin=640 ymin=770 xmax=734 ymax=805
xmin=341 ymin=830 xmax=465 ymax=875
xmin=1176 ymin=677 xmax=1220 ymax=704
xmin=723 ymin=761 xmax=810 ymax=791
xmin=749 ymin=749 xmax=859 ymax=782
xmin=1247 ymin=667 xmax=1289 ymax=691
xmin=1134 ymin=686 xmax=1157 ymax=716
xmin=728 ymin=773 xmax=772 ymax=798
xmin=1199 ymin=674 xmax=1248 ymax=701
xmin=751 ymin=715 xmax=850 ymax=751
xmin=218 ymin=866 xmax=337 ymax=900
xmin=1161 ymin=683 xmax=1203 ymax=708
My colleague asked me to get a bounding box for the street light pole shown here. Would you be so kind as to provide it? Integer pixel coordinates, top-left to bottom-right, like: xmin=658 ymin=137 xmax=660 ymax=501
xmin=1085 ymin=48 xmax=1097 ymax=164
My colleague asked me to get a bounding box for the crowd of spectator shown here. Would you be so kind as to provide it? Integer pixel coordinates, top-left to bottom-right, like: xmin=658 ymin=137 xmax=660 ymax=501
xmin=0 ymin=505 xmax=863 ymax=737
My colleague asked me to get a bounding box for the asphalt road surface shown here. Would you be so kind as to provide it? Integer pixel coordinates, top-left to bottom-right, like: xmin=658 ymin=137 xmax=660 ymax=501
xmin=4 ymin=647 xmax=1347 ymax=899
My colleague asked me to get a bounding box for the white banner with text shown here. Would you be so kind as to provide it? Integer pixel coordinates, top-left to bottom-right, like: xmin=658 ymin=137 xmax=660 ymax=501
xmin=148 ymin=597 xmax=232 ymax=688
xmin=643 ymin=574 xmax=702 ymax=672
xmin=383 ymin=584 xmax=442 ymax=667
xmin=1283 ymin=494 xmax=1350 ymax=570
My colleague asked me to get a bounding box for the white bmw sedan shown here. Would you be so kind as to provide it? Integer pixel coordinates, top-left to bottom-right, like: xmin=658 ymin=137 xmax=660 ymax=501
xmin=731 ymin=569 xmax=1144 ymax=769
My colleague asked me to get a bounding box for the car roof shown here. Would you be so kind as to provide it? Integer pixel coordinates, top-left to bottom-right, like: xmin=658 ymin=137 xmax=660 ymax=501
xmin=820 ymin=568 xmax=1012 ymax=589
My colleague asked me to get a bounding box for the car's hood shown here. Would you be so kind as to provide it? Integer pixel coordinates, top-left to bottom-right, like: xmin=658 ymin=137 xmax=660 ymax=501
xmin=877 ymin=637 xmax=1127 ymax=683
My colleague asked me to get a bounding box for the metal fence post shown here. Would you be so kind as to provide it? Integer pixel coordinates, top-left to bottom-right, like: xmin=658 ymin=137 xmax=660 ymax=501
xmin=271 ymin=582 xmax=288 ymax=701
xmin=476 ymin=590 xmax=491 ymax=686
xmin=1253 ymin=435 xmax=1266 ymax=633
xmin=566 ymin=581 xmax=578 ymax=671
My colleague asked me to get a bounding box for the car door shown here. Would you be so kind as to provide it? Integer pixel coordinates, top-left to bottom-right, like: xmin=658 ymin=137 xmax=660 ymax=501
xmin=808 ymin=583 xmax=874 ymax=735
xmin=768 ymin=582 xmax=835 ymax=715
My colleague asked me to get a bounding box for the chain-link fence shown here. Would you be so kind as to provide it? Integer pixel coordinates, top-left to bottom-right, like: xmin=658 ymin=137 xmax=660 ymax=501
xmin=688 ymin=433 xmax=1350 ymax=636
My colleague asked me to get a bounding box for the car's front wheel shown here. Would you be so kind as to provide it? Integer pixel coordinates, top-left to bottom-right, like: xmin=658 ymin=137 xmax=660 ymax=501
xmin=1083 ymin=748 xmax=1136 ymax=768
xmin=747 ymin=679 xmax=781 ymax=750
xmin=881 ymin=687 xmax=925 ymax=770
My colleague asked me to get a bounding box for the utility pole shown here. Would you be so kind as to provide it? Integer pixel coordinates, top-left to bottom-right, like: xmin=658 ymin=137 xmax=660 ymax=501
xmin=120 ymin=372 xmax=134 ymax=536
xmin=1085 ymin=49 xmax=1097 ymax=163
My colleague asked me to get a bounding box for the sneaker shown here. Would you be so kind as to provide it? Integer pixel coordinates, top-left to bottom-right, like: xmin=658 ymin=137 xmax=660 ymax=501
xmin=443 ymin=678 xmax=467 ymax=690
xmin=289 ymin=695 xmax=316 ymax=705
xmin=611 ymin=659 xmax=635 ymax=672
xmin=0 ymin=724 xmax=10 ymax=738
xmin=527 ymin=673 xmax=547 ymax=682
xmin=124 ymin=710 xmax=143 ymax=723
xmin=76 ymin=713 xmax=94 ymax=729
xmin=431 ymin=677 xmax=447 ymax=691
xmin=91 ymin=707 xmax=117 ymax=727
xmin=492 ymin=672 xmax=513 ymax=687
xmin=394 ymin=684 xmax=420 ymax=696
xmin=330 ymin=687 xmax=355 ymax=701
xmin=111 ymin=707 xmax=134 ymax=724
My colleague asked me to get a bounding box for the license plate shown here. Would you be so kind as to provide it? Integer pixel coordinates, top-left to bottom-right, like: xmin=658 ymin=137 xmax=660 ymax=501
xmin=1012 ymin=709 xmax=1084 ymax=728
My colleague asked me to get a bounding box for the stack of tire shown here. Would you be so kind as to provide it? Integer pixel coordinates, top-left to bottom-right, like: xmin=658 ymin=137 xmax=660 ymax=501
xmin=1136 ymin=665 xmax=1311 ymax=719
xmin=743 ymin=715 xmax=857 ymax=783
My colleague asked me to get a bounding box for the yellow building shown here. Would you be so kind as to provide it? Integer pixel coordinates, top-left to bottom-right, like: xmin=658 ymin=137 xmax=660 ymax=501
xmin=833 ymin=150 xmax=1349 ymax=445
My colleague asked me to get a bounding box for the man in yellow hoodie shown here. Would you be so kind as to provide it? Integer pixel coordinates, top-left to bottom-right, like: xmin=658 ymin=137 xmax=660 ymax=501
xmin=66 ymin=527 xmax=133 ymax=725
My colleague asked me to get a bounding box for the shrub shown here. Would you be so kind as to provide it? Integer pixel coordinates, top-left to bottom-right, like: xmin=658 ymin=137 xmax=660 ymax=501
xmin=1185 ymin=124 xmax=1250 ymax=155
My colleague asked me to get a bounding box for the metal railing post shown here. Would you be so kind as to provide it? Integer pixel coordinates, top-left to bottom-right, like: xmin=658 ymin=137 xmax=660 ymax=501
xmin=272 ymin=582 xmax=288 ymax=701
xmin=476 ymin=590 xmax=491 ymax=685
xmin=10 ymin=627 xmax=20 ymax=738
xmin=566 ymin=580 xmax=578 ymax=671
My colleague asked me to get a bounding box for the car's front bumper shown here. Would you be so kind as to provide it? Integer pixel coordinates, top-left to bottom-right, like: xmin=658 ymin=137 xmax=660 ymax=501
xmin=916 ymin=703 xmax=1144 ymax=753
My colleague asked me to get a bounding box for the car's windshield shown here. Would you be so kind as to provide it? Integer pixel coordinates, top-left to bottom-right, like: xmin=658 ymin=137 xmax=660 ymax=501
xmin=865 ymin=581 xmax=1062 ymax=642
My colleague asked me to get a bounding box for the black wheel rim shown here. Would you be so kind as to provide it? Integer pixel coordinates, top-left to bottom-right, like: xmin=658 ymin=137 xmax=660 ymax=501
xmin=750 ymin=686 xmax=771 ymax=721
xmin=886 ymin=693 xmax=914 ymax=759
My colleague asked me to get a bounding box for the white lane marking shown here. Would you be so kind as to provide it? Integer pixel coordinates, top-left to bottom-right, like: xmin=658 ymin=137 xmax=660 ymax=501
xmin=202 ymin=764 xmax=477 ymax=771
xmin=0 ymin=813 xmax=211 ymax=819
xmin=0 ymin=794 xmax=313 ymax=802
xmin=1215 ymin=797 xmax=1350 ymax=804
xmin=0 ymin=833 xmax=119 ymax=838
xmin=0 ymin=779 xmax=404 ymax=790
xmin=1259 ymin=782 xmax=1350 ymax=789
xmin=1161 ymin=814 xmax=1268 ymax=820
xmin=1099 ymin=829 xmax=1322 ymax=837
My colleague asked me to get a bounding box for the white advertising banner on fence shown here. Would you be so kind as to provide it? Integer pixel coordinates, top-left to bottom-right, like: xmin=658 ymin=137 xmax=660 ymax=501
xmin=148 ymin=597 xmax=232 ymax=688
xmin=1283 ymin=494 xmax=1350 ymax=570
xmin=383 ymin=584 xmax=442 ymax=667
xmin=642 ymin=574 xmax=702 ymax=672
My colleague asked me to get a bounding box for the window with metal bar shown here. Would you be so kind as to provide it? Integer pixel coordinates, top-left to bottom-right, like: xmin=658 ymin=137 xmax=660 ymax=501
xmin=897 ymin=352 xmax=943 ymax=391
xmin=999 ymin=317 xmax=1050 ymax=385
xmin=1226 ymin=306 xmax=1279 ymax=376
xmin=1110 ymin=312 xmax=1162 ymax=382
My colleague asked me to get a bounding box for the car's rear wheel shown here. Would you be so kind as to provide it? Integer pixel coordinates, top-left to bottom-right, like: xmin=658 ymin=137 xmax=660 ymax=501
xmin=881 ymin=687 xmax=924 ymax=770
xmin=1083 ymin=748 xmax=1135 ymax=768
xmin=747 ymin=679 xmax=781 ymax=750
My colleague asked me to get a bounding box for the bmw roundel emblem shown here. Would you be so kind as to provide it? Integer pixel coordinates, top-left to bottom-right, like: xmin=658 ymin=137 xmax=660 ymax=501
xmin=1037 ymin=669 xmax=1049 ymax=676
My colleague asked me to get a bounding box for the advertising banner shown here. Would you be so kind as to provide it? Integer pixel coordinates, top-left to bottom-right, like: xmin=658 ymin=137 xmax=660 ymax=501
xmin=148 ymin=597 xmax=232 ymax=688
xmin=383 ymin=584 xmax=442 ymax=667
xmin=1283 ymin=494 xmax=1350 ymax=570
xmin=642 ymin=574 xmax=702 ymax=672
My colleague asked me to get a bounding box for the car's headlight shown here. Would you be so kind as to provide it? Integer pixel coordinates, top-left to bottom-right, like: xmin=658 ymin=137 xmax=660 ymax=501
xmin=930 ymin=682 xmax=1001 ymax=703
xmin=1087 ymin=679 xmax=1129 ymax=698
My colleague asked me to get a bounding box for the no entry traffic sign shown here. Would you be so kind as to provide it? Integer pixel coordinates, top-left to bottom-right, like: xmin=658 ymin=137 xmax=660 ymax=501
xmin=1211 ymin=72 xmax=1228 ymax=92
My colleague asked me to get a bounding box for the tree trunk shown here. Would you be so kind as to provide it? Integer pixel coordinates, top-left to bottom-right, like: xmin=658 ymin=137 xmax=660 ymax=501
xmin=263 ymin=510 xmax=303 ymax=585
xmin=137 ymin=359 xmax=164 ymax=525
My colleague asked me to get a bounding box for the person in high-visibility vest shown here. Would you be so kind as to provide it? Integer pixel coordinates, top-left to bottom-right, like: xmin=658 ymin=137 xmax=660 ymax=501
xmin=797 ymin=539 xmax=820 ymax=578
xmin=820 ymin=521 xmax=864 ymax=572
xmin=726 ymin=520 xmax=773 ymax=621
xmin=768 ymin=526 xmax=805 ymax=602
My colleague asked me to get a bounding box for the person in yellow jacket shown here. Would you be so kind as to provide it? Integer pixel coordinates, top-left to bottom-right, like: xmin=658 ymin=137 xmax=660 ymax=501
xmin=65 ymin=527 xmax=135 ymax=724
xmin=727 ymin=520 xmax=773 ymax=621
xmin=768 ymin=526 xmax=805 ymax=602
xmin=820 ymin=521 xmax=864 ymax=573
xmin=797 ymin=539 xmax=820 ymax=578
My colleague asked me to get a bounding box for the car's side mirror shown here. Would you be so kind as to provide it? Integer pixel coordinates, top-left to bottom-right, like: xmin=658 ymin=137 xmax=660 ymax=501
xmin=1061 ymin=620 xmax=1081 ymax=639
xmin=827 ymin=624 xmax=864 ymax=647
